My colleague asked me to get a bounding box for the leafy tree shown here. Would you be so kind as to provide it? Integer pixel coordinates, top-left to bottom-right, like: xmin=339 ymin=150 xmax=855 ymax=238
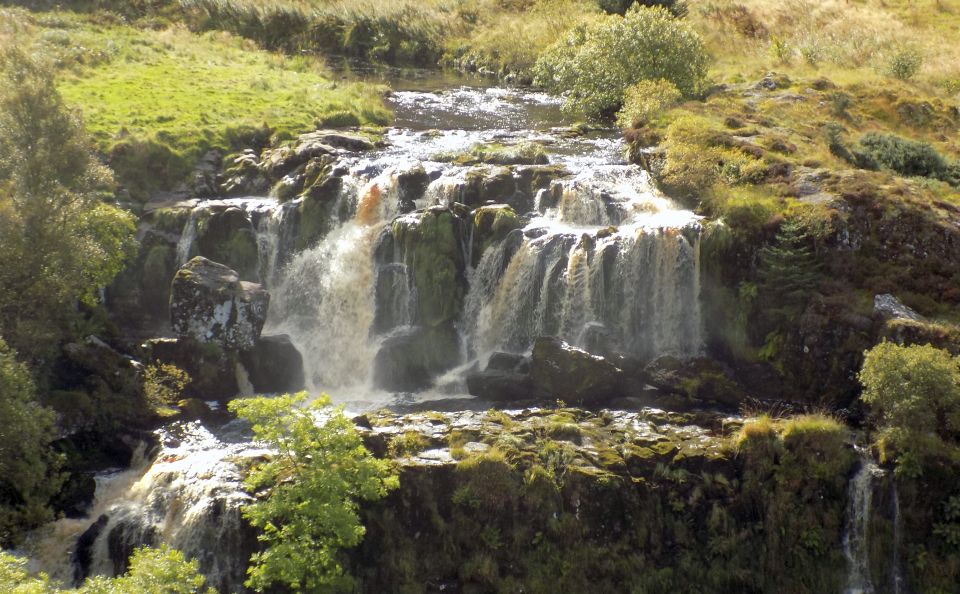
xmin=534 ymin=5 xmax=707 ymax=118
xmin=859 ymin=342 xmax=960 ymax=476
xmin=0 ymin=47 xmax=136 ymax=365
xmin=0 ymin=338 xmax=62 ymax=548
xmin=228 ymin=392 xmax=398 ymax=592
xmin=0 ymin=546 xmax=212 ymax=593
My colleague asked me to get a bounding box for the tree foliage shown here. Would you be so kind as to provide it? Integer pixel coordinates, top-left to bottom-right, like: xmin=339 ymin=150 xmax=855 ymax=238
xmin=859 ymin=342 xmax=960 ymax=476
xmin=0 ymin=47 xmax=136 ymax=364
xmin=0 ymin=338 xmax=62 ymax=548
xmin=228 ymin=392 xmax=398 ymax=592
xmin=0 ymin=546 xmax=212 ymax=594
xmin=533 ymin=5 xmax=707 ymax=118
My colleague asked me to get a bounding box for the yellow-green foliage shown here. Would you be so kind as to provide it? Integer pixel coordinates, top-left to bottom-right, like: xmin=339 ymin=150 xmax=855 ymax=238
xmin=616 ymin=78 xmax=682 ymax=128
xmin=388 ymin=430 xmax=430 ymax=458
xmin=0 ymin=545 xmax=214 ymax=593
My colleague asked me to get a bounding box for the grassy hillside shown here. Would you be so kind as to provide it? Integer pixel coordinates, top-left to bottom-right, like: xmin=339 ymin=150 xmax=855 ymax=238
xmin=0 ymin=7 xmax=389 ymax=199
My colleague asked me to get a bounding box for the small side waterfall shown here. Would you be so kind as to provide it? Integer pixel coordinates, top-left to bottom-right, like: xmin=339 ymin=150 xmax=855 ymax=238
xmin=844 ymin=450 xmax=886 ymax=594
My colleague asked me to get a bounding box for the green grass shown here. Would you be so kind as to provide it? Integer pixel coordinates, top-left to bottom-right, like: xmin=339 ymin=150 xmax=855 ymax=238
xmin=5 ymin=9 xmax=390 ymax=199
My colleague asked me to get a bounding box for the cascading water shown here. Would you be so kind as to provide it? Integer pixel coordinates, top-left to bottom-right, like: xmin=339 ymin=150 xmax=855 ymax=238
xmin=844 ymin=449 xmax=886 ymax=594
xmin=23 ymin=82 xmax=706 ymax=588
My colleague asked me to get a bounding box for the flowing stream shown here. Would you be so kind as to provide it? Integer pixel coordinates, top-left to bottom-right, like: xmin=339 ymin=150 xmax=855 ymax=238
xmin=23 ymin=80 xmax=704 ymax=587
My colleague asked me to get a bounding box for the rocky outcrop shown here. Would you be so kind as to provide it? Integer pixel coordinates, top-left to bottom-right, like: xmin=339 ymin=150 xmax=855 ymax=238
xmin=239 ymin=334 xmax=306 ymax=394
xmin=170 ymin=257 xmax=269 ymax=351
xmin=529 ymin=337 xmax=624 ymax=405
xmin=373 ymin=326 xmax=461 ymax=392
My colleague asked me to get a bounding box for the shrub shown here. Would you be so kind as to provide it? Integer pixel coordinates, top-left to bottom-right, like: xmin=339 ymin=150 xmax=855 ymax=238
xmin=228 ymin=392 xmax=398 ymax=592
xmin=857 ymin=132 xmax=950 ymax=180
xmin=534 ymin=5 xmax=708 ymax=118
xmin=0 ymin=338 xmax=62 ymax=548
xmin=859 ymin=342 xmax=960 ymax=476
xmin=615 ymin=78 xmax=682 ymax=128
xmin=886 ymin=46 xmax=923 ymax=81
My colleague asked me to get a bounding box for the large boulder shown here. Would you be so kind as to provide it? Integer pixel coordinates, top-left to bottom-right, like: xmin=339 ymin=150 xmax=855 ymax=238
xmin=239 ymin=334 xmax=305 ymax=394
xmin=170 ymin=257 xmax=269 ymax=351
xmin=373 ymin=325 xmax=461 ymax=392
xmin=390 ymin=207 xmax=468 ymax=328
xmin=143 ymin=337 xmax=239 ymax=401
xmin=529 ymin=337 xmax=624 ymax=405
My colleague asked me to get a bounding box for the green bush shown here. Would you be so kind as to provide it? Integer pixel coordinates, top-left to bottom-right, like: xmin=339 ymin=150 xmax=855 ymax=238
xmin=859 ymin=342 xmax=960 ymax=476
xmin=886 ymin=46 xmax=923 ymax=81
xmin=228 ymin=392 xmax=398 ymax=592
xmin=534 ymin=5 xmax=707 ymax=118
xmin=0 ymin=339 xmax=62 ymax=547
xmin=615 ymin=78 xmax=682 ymax=128
xmin=857 ymin=132 xmax=950 ymax=180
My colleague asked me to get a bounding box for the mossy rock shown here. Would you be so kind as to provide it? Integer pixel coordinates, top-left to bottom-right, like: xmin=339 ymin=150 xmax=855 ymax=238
xmin=391 ymin=207 xmax=467 ymax=328
xmin=471 ymin=204 xmax=525 ymax=260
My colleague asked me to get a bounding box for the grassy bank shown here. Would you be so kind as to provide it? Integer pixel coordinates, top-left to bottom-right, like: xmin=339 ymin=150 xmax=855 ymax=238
xmin=1 ymin=7 xmax=390 ymax=200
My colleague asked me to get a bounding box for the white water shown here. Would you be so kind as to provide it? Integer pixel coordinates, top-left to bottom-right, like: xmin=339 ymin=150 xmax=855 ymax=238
xmin=844 ymin=450 xmax=886 ymax=594
xmin=23 ymin=84 xmax=706 ymax=587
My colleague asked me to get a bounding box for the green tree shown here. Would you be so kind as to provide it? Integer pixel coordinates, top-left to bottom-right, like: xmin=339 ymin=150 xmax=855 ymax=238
xmin=0 ymin=47 xmax=136 ymax=365
xmin=228 ymin=392 xmax=398 ymax=592
xmin=0 ymin=338 xmax=62 ymax=548
xmin=534 ymin=5 xmax=707 ymax=118
xmin=757 ymin=219 xmax=821 ymax=314
xmin=859 ymin=342 xmax=960 ymax=476
xmin=0 ymin=546 xmax=212 ymax=593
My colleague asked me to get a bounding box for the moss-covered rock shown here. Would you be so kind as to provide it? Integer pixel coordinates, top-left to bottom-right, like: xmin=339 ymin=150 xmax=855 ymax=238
xmin=390 ymin=207 xmax=468 ymax=328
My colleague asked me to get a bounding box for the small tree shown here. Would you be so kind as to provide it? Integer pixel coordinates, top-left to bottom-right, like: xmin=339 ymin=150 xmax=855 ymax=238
xmin=0 ymin=338 xmax=62 ymax=548
xmin=534 ymin=5 xmax=707 ymax=118
xmin=228 ymin=392 xmax=398 ymax=592
xmin=859 ymin=342 xmax=960 ymax=476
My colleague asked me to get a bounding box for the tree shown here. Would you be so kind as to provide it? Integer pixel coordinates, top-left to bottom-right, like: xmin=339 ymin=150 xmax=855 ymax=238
xmin=0 ymin=47 xmax=136 ymax=365
xmin=0 ymin=338 xmax=62 ymax=548
xmin=0 ymin=546 xmax=212 ymax=593
xmin=859 ymin=342 xmax=960 ymax=476
xmin=533 ymin=5 xmax=707 ymax=118
xmin=228 ymin=392 xmax=398 ymax=592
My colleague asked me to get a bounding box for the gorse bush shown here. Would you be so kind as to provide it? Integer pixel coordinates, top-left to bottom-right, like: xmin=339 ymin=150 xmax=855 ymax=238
xmin=886 ymin=45 xmax=923 ymax=81
xmin=615 ymin=78 xmax=682 ymax=128
xmin=534 ymin=5 xmax=708 ymax=118
xmin=856 ymin=132 xmax=952 ymax=182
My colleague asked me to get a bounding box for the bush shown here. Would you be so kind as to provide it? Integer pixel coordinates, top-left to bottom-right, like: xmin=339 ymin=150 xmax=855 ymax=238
xmin=0 ymin=338 xmax=62 ymax=548
xmin=228 ymin=392 xmax=398 ymax=592
xmin=615 ymin=78 xmax=682 ymax=128
xmin=859 ymin=342 xmax=960 ymax=476
xmin=857 ymin=132 xmax=949 ymax=180
xmin=534 ymin=5 xmax=708 ymax=118
xmin=886 ymin=46 xmax=923 ymax=81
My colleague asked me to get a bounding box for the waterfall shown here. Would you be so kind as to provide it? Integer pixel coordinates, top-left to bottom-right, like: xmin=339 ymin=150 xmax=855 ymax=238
xmin=176 ymin=207 xmax=200 ymax=265
xmin=844 ymin=450 xmax=886 ymax=594
xmin=891 ymin=480 xmax=905 ymax=594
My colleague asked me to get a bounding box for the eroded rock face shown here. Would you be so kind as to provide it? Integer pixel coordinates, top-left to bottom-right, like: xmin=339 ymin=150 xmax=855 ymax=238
xmin=373 ymin=325 xmax=461 ymax=392
xmin=529 ymin=337 xmax=624 ymax=405
xmin=239 ymin=334 xmax=306 ymax=394
xmin=170 ymin=257 xmax=269 ymax=351
xmin=873 ymin=293 xmax=924 ymax=321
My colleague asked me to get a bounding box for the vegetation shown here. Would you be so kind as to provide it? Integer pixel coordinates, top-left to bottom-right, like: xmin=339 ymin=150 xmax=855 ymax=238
xmin=534 ymin=5 xmax=707 ymax=117
xmin=0 ymin=546 xmax=213 ymax=593
xmin=0 ymin=46 xmax=136 ymax=364
xmin=228 ymin=392 xmax=398 ymax=592
xmin=859 ymin=342 xmax=960 ymax=477
xmin=0 ymin=339 xmax=62 ymax=548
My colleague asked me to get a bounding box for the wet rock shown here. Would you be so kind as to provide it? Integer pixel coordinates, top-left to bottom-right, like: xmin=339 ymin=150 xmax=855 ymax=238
xmin=390 ymin=207 xmax=468 ymax=328
xmin=529 ymin=337 xmax=624 ymax=405
xmin=299 ymin=129 xmax=375 ymax=152
xmin=170 ymin=257 xmax=270 ymax=351
xmin=61 ymin=336 xmax=144 ymax=402
xmin=486 ymin=352 xmax=527 ymax=372
xmin=396 ymin=163 xmax=431 ymax=210
xmin=239 ymin=334 xmax=305 ymax=394
xmin=195 ymin=207 xmax=259 ymax=281
xmin=373 ymin=325 xmax=462 ymax=392
xmin=73 ymin=514 xmax=110 ymax=584
xmin=471 ymin=204 xmax=525 ymax=257
xmin=466 ymin=368 xmax=534 ymax=402
xmin=873 ymin=293 xmax=924 ymax=321
xmin=52 ymin=472 xmax=96 ymax=519
xmin=644 ymin=355 xmax=743 ymax=409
